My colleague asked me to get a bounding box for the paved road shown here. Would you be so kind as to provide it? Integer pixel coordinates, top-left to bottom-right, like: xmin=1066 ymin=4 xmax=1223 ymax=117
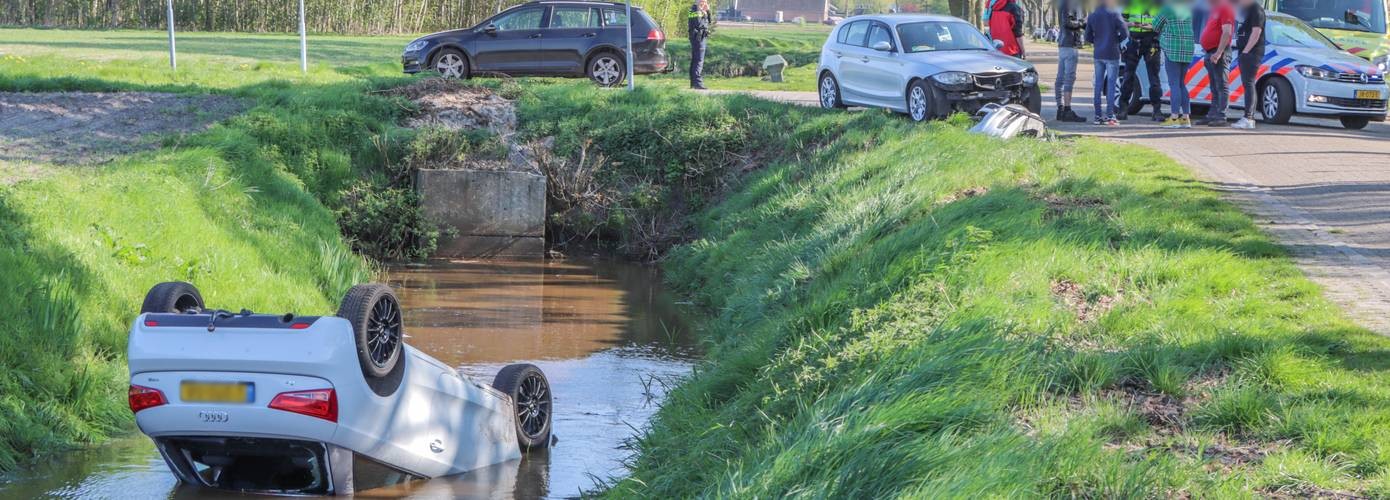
xmin=710 ymin=62 xmax=1390 ymax=332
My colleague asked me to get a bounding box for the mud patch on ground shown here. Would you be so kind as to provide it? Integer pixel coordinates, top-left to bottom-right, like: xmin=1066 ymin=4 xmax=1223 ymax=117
xmin=1051 ymin=279 xmax=1121 ymax=323
xmin=386 ymin=78 xmax=541 ymax=173
xmin=938 ymin=186 xmax=989 ymax=205
xmin=1041 ymin=194 xmax=1111 ymax=220
xmin=0 ymin=91 xmax=244 ymax=167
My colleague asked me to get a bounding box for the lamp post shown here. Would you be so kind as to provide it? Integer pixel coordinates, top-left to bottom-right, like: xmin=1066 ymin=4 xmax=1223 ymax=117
xmin=299 ymin=0 xmax=308 ymax=72
xmin=166 ymin=0 xmax=176 ymax=70
xmin=624 ymin=1 xmax=635 ymax=91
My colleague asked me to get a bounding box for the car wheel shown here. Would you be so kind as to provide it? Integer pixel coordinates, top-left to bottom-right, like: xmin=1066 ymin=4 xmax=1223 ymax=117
xmin=433 ymin=48 xmax=469 ymax=79
xmin=819 ymin=72 xmax=845 ymax=109
xmin=338 ymin=284 xmax=405 ymax=393
xmin=588 ymin=52 xmax=625 ymax=87
xmin=141 ymin=282 xmax=204 ymax=314
xmin=1024 ymin=84 xmax=1042 ymax=114
xmin=1340 ymin=116 xmax=1370 ymax=130
xmin=1259 ymin=77 xmax=1295 ymax=124
xmin=493 ymin=364 xmax=553 ymax=451
xmin=1125 ymin=92 xmax=1145 ymax=116
xmin=907 ymin=80 xmax=936 ymax=122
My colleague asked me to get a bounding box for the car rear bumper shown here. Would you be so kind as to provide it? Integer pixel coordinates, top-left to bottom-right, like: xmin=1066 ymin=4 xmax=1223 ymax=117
xmin=634 ymin=48 xmax=672 ymax=75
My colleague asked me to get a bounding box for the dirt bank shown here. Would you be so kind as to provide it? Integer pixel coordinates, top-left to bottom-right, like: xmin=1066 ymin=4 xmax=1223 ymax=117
xmin=0 ymin=91 xmax=244 ymax=167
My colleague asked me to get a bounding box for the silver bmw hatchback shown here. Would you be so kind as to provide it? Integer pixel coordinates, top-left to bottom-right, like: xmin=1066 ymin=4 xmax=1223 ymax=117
xmin=817 ymin=14 xmax=1041 ymax=121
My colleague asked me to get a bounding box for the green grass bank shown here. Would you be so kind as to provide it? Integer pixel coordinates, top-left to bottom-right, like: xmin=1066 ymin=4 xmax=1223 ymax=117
xmin=0 ymin=29 xmax=421 ymax=469
xmin=6 ymin=26 xmax=1390 ymax=498
xmin=514 ymin=86 xmax=1390 ymax=496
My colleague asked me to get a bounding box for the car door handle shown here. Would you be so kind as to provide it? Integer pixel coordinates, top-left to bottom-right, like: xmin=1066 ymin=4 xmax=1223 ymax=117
xmin=529 ymin=33 xmax=542 ymax=39
xmin=833 ymin=50 xmax=842 ymax=58
xmin=582 ymin=32 xmax=597 ymax=37
xmin=861 ymin=56 xmax=870 ymax=63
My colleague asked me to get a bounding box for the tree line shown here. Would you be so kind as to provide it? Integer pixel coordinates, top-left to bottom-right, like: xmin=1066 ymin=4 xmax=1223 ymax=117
xmin=0 ymin=0 xmax=690 ymax=35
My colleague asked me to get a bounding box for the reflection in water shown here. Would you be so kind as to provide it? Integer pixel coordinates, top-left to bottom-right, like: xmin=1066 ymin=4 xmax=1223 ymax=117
xmin=0 ymin=259 xmax=698 ymax=499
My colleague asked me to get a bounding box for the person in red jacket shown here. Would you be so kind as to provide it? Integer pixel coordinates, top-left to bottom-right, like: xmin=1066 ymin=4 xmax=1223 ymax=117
xmin=989 ymin=0 xmax=1026 ymax=57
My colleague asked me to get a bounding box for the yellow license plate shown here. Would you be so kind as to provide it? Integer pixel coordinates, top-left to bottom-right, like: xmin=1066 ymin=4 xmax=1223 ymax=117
xmin=180 ymin=381 xmax=253 ymax=403
xmin=1356 ymin=89 xmax=1380 ymax=99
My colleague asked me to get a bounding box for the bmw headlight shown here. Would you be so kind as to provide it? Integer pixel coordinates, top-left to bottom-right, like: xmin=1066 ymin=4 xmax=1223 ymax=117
xmin=1296 ymin=64 xmax=1337 ymax=81
xmin=404 ymin=40 xmax=428 ymax=53
xmin=1022 ymin=70 xmax=1038 ymax=86
xmin=932 ymin=71 xmax=972 ymax=86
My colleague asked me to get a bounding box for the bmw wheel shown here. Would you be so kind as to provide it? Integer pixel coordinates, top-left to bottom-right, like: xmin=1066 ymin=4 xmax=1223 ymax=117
xmin=908 ymin=80 xmax=933 ymax=122
xmin=493 ymin=364 xmax=553 ymax=450
xmin=819 ymin=73 xmax=844 ymax=109
xmin=338 ymin=284 xmax=406 ymax=396
xmin=1260 ymin=78 xmax=1295 ymax=124
xmin=433 ymin=48 xmax=468 ymax=79
xmin=588 ymin=53 xmax=625 ymax=87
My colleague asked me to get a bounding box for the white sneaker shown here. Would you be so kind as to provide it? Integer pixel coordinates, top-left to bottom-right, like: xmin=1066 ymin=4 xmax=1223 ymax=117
xmin=1231 ymin=117 xmax=1256 ymax=130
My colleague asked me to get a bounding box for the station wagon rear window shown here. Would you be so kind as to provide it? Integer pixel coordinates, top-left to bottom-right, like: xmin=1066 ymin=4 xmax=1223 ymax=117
xmin=897 ymin=21 xmax=993 ymax=52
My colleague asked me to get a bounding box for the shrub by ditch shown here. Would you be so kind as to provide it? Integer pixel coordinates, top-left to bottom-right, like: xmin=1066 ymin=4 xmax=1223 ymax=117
xmin=335 ymin=181 xmax=448 ymax=261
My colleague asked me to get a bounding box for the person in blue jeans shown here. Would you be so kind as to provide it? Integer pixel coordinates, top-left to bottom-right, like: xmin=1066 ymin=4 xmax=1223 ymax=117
xmin=1086 ymin=0 xmax=1128 ymax=125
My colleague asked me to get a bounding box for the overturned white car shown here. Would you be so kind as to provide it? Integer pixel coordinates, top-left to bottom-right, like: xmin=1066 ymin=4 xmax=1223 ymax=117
xmin=126 ymin=282 xmax=552 ymax=495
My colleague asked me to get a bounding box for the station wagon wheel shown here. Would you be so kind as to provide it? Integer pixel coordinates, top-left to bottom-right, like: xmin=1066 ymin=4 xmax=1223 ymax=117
xmin=493 ymin=364 xmax=553 ymax=450
xmin=433 ymin=48 xmax=468 ymax=79
xmin=588 ymin=53 xmax=625 ymax=87
xmin=819 ymin=73 xmax=844 ymax=109
xmin=338 ymin=284 xmax=406 ymax=392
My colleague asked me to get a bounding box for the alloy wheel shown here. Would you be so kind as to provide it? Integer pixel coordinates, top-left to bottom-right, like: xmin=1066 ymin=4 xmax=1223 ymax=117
xmin=365 ymin=295 xmax=402 ymax=369
xmin=1262 ymin=85 xmax=1279 ymax=120
xmin=820 ymin=76 xmax=837 ymax=108
xmin=435 ymin=53 xmax=465 ymax=78
xmin=909 ymin=86 xmax=927 ymax=121
xmin=592 ymin=57 xmax=621 ymax=86
xmin=516 ymin=372 xmax=551 ymax=437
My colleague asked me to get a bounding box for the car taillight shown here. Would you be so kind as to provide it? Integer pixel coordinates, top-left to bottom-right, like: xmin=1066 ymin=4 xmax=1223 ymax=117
xmin=647 ymin=29 xmax=665 ymax=41
xmin=128 ymin=385 xmax=167 ymax=413
xmin=269 ymin=389 xmax=337 ymax=422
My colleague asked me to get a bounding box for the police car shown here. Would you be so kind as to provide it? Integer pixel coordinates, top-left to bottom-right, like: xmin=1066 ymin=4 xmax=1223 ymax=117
xmin=1136 ymin=12 xmax=1387 ymax=129
xmin=127 ymin=282 xmax=552 ymax=495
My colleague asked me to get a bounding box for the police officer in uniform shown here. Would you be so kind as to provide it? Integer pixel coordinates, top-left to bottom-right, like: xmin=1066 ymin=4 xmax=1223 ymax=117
xmin=1119 ymin=0 xmax=1163 ymax=120
xmin=688 ymin=0 xmax=712 ymax=90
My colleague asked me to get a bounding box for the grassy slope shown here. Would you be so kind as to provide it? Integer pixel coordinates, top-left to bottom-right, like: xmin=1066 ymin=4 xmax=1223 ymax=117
xmin=516 ymin=87 xmax=1390 ymax=496
xmin=0 ymin=28 xmax=399 ymax=469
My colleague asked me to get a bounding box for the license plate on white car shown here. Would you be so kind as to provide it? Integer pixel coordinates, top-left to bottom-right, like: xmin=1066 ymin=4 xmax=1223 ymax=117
xmin=1356 ymin=89 xmax=1380 ymax=99
xmin=181 ymin=381 xmax=254 ymax=403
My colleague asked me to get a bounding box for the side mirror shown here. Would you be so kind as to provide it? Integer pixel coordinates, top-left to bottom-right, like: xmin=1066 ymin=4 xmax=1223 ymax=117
xmin=484 ymin=24 xmax=498 ymax=35
xmin=992 ymin=39 xmax=1005 ymax=50
xmin=871 ymin=40 xmax=893 ymax=52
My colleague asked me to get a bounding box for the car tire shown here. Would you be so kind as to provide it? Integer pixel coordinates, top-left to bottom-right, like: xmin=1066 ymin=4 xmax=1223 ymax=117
xmin=907 ymin=80 xmax=938 ymax=122
xmin=492 ymin=363 xmax=552 ymax=451
xmin=432 ymin=48 xmax=469 ymax=79
xmin=1024 ymin=84 xmax=1042 ymax=114
xmin=1259 ymin=77 xmax=1295 ymax=124
xmin=1125 ymin=92 xmax=1145 ymax=116
xmin=819 ymin=72 xmax=845 ymax=109
xmin=587 ymin=52 xmax=625 ymax=87
xmin=141 ymin=282 xmax=205 ymax=314
xmin=338 ymin=284 xmax=406 ymax=395
xmin=1340 ymin=116 xmax=1370 ymax=130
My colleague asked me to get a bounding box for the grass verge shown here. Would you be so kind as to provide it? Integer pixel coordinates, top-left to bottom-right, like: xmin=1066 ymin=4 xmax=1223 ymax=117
xmin=515 ymin=86 xmax=1390 ymax=496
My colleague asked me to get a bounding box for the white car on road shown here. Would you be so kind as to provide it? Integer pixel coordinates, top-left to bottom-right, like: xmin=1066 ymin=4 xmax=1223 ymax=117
xmin=816 ymin=14 xmax=1042 ymax=121
xmin=1135 ymin=12 xmax=1386 ymax=129
xmin=127 ymin=282 xmax=551 ymax=495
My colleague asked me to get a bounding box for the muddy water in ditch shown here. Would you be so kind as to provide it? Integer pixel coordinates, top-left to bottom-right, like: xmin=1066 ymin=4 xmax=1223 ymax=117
xmin=0 ymin=259 xmax=699 ymax=499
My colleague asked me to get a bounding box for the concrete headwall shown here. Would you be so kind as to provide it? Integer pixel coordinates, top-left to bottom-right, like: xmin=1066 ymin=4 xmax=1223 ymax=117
xmin=416 ymin=169 xmax=546 ymax=258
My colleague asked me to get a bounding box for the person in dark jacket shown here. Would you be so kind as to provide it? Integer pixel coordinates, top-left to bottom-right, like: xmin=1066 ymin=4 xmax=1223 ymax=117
xmin=687 ymin=0 xmax=712 ymax=90
xmin=989 ymin=0 xmax=1025 ymax=58
xmin=1086 ymin=0 xmax=1129 ymax=125
xmin=1055 ymin=0 xmax=1087 ymax=122
xmin=1119 ymin=0 xmax=1163 ymax=120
